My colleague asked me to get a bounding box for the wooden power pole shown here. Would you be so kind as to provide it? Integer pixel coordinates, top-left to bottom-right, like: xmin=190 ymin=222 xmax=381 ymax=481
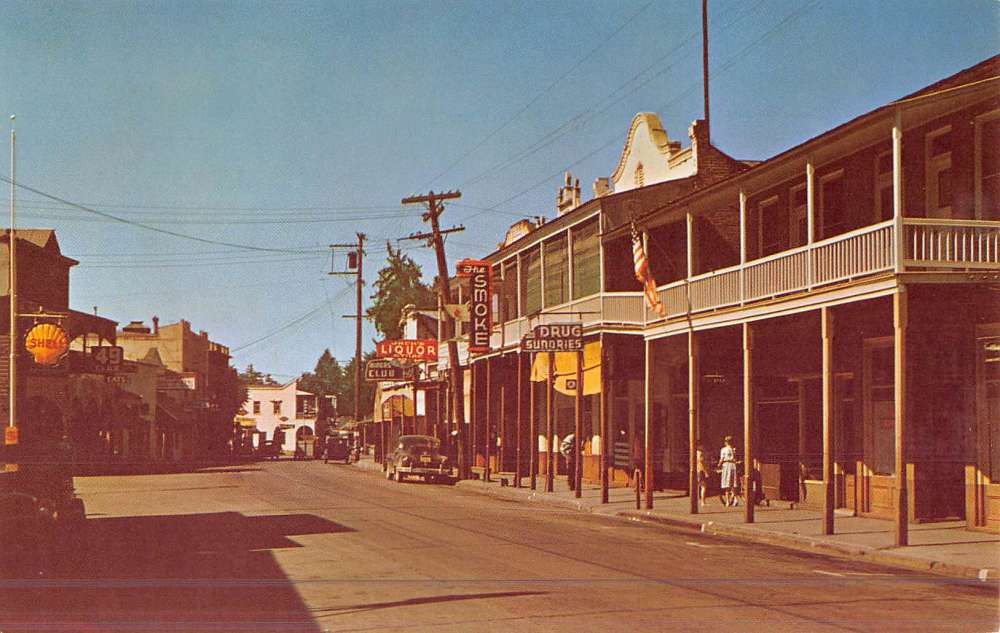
xmin=400 ymin=190 xmax=468 ymax=478
xmin=330 ymin=232 xmax=366 ymax=425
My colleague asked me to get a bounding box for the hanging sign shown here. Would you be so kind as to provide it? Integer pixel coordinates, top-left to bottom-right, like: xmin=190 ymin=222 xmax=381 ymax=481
xmin=457 ymin=259 xmax=492 ymax=353
xmin=365 ymin=359 xmax=417 ymax=382
xmin=522 ymin=322 xmax=583 ymax=352
xmin=375 ymin=339 xmax=438 ymax=361
xmin=24 ymin=323 xmax=69 ymax=366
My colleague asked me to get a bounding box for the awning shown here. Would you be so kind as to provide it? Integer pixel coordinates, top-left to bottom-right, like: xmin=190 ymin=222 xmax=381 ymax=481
xmin=530 ymin=340 xmax=602 ymax=396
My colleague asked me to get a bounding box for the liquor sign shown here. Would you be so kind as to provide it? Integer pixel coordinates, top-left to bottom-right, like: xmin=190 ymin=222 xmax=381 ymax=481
xmin=522 ymin=322 xmax=583 ymax=352
xmin=365 ymin=359 xmax=417 ymax=382
xmin=24 ymin=323 xmax=69 ymax=366
xmin=375 ymin=339 xmax=438 ymax=361
xmin=457 ymin=259 xmax=492 ymax=353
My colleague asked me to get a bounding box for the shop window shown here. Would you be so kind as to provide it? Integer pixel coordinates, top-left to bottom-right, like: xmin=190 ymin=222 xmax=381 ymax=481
xmin=874 ymin=150 xmax=894 ymax=222
xmin=819 ymin=170 xmax=846 ymax=239
xmin=976 ymin=111 xmax=1000 ymax=220
xmin=789 ymin=183 xmax=808 ymax=247
xmin=925 ymin=125 xmax=953 ymax=218
xmin=543 ymin=234 xmax=568 ymax=308
xmin=520 ymin=246 xmax=541 ymax=316
xmin=252 ymin=400 xmax=260 ymax=414
xmin=572 ymin=218 xmax=600 ymax=298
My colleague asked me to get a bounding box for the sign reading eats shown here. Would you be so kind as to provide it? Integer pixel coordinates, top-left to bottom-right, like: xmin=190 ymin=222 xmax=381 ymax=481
xmin=522 ymin=323 xmax=583 ymax=352
xmin=375 ymin=339 xmax=438 ymax=361
xmin=456 ymin=259 xmax=492 ymax=353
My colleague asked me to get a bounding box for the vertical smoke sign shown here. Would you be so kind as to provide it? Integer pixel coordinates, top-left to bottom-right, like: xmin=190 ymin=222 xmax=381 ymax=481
xmin=457 ymin=259 xmax=492 ymax=353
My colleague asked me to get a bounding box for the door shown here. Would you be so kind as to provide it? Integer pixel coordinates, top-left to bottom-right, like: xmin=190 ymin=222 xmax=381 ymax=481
xmin=975 ymin=326 xmax=1000 ymax=530
xmin=863 ymin=338 xmax=896 ymax=518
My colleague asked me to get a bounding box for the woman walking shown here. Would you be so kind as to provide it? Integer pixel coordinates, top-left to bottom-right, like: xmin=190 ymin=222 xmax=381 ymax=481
xmin=718 ymin=436 xmax=739 ymax=507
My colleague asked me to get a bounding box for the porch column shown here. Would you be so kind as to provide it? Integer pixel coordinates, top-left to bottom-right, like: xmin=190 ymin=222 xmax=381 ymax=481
xmin=530 ymin=351 xmax=537 ymax=490
xmin=806 ymin=159 xmax=815 ymax=288
xmin=822 ymin=306 xmax=835 ymax=535
xmin=574 ymin=347 xmax=583 ymax=498
xmin=739 ymin=189 xmax=747 ymax=303
xmin=546 ymin=350 xmax=555 ymax=493
xmin=600 ymin=333 xmax=609 ymax=503
xmin=485 ymin=358 xmax=492 ymax=483
xmin=892 ymin=108 xmax=905 ymax=272
xmin=515 ymin=351 xmax=523 ymax=487
xmin=894 ymin=286 xmax=909 ymax=546
xmin=798 ymin=381 xmax=807 ymax=502
xmin=644 ymin=338 xmax=654 ymax=509
xmin=411 ymin=381 xmax=418 ymax=436
xmin=743 ymin=323 xmax=755 ymax=524
xmin=689 ymin=330 xmax=700 ymax=514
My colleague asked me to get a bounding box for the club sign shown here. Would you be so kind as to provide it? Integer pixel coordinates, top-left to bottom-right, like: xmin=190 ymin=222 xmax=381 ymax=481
xmin=456 ymin=259 xmax=491 ymax=353
xmin=375 ymin=339 xmax=438 ymax=361
xmin=522 ymin=322 xmax=583 ymax=352
xmin=364 ymin=359 xmax=417 ymax=382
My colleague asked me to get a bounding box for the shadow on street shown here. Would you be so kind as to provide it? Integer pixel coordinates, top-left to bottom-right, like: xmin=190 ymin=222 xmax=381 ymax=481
xmin=1 ymin=511 xmax=351 ymax=632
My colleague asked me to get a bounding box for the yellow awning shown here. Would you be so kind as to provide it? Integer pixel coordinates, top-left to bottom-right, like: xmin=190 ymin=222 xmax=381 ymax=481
xmin=530 ymin=340 xmax=601 ymax=396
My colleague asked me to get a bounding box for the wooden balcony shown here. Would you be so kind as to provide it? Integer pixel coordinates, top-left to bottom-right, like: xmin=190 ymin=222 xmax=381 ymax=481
xmin=487 ymin=218 xmax=1000 ymax=349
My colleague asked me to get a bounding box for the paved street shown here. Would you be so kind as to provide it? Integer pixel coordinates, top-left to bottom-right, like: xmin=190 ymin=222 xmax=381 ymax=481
xmin=4 ymin=461 xmax=997 ymax=633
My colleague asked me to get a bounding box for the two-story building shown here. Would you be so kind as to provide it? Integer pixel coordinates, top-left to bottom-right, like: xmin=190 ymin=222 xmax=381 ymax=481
xmin=241 ymin=379 xmax=318 ymax=453
xmin=465 ymin=55 xmax=1000 ymax=542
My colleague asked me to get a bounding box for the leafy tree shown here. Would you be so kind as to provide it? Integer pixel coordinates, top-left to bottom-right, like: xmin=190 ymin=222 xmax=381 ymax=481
xmin=338 ymin=351 xmax=377 ymax=420
xmin=366 ymin=243 xmax=435 ymax=340
xmin=239 ymin=364 xmax=278 ymax=386
xmin=299 ymin=349 xmax=344 ymax=435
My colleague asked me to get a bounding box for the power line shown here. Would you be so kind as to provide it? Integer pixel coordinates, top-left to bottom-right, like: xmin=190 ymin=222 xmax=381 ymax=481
xmin=230 ymin=284 xmax=354 ymax=354
xmin=417 ymin=1 xmax=654 ymax=191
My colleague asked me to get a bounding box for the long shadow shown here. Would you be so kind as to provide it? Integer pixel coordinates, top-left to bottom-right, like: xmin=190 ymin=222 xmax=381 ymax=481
xmin=2 ymin=512 xmax=350 ymax=632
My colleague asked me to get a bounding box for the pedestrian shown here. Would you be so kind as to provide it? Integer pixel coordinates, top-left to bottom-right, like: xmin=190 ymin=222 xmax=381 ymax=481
xmin=559 ymin=433 xmax=576 ymax=491
xmin=749 ymin=458 xmax=768 ymax=507
xmin=718 ymin=435 xmax=739 ymax=507
xmin=696 ymin=445 xmax=708 ymax=507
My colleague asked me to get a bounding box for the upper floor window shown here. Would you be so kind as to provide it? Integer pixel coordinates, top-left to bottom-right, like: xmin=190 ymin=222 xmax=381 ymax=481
xmin=520 ymin=246 xmax=541 ymax=316
xmin=789 ymin=183 xmax=808 ymax=247
xmin=543 ymin=234 xmax=568 ymax=308
xmin=500 ymin=259 xmax=518 ymax=322
xmin=819 ymin=170 xmax=846 ymax=239
xmin=252 ymin=400 xmax=261 ymax=414
xmin=756 ymin=195 xmax=782 ymax=257
xmin=976 ymin=111 xmax=1000 ymax=220
xmin=572 ymin=218 xmax=600 ymax=298
xmin=875 ymin=150 xmax=894 ymax=222
xmin=272 ymin=401 xmax=282 ymax=415
xmin=635 ymin=163 xmax=645 ymax=188
xmin=925 ymin=125 xmax=953 ymax=218
xmin=296 ymin=395 xmax=316 ymax=418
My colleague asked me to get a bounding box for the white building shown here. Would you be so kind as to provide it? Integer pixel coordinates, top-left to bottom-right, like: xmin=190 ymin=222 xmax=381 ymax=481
xmin=241 ymin=379 xmax=318 ymax=452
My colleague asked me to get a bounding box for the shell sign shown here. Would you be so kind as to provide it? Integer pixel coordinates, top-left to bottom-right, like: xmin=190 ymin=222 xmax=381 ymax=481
xmin=25 ymin=323 xmax=69 ymax=366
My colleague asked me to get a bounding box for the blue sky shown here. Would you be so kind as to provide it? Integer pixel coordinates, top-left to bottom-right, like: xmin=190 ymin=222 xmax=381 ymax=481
xmin=1 ymin=0 xmax=996 ymax=379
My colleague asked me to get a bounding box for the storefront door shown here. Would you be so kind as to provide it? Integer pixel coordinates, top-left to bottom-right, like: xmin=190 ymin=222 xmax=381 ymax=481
xmin=862 ymin=337 xmax=896 ymax=518
xmin=974 ymin=326 xmax=1000 ymax=531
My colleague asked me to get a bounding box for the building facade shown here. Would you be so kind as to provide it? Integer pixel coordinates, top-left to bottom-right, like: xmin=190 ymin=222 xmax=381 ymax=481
xmin=462 ymin=56 xmax=1000 ymax=541
xmin=240 ymin=379 xmax=318 ymax=453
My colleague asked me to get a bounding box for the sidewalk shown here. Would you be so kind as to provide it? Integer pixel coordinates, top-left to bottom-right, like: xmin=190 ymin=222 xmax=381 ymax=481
xmin=353 ymin=455 xmax=997 ymax=581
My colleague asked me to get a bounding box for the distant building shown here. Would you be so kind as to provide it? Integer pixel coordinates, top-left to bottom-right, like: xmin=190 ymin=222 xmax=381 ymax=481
xmin=241 ymin=379 xmax=318 ymax=453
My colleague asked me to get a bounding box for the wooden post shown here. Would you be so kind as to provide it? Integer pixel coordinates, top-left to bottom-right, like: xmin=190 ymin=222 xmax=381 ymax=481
xmin=515 ymin=352 xmax=523 ymax=487
xmin=574 ymin=347 xmax=583 ymax=498
xmin=644 ymin=339 xmax=654 ymax=509
xmin=689 ymin=330 xmax=699 ymax=514
xmin=412 ymin=381 xmax=418 ymax=436
xmin=798 ymin=380 xmax=807 ymax=502
xmin=822 ymin=306 xmax=835 ymax=535
xmin=546 ymin=350 xmax=555 ymax=493
xmin=485 ymin=358 xmax=492 ymax=483
xmin=743 ymin=323 xmax=755 ymax=524
xmin=600 ymin=334 xmax=609 ymax=504
xmin=894 ymin=287 xmax=908 ymax=546
xmin=530 ymin=352 xmax=537 ymax=491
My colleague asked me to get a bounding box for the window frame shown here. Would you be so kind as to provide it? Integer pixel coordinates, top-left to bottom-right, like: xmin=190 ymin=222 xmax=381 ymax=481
xmin=924 ymin=124 xmax=953 ymax=219
xmin=755 ymin=194 xmax=781 ymax=257
xmin=975 ymin=109 xmax=1000 ymax=220
xmin=788 ymin=182 xmax=808 ymax=247
xmin=818 ymin=168 xmax=847 ymax=239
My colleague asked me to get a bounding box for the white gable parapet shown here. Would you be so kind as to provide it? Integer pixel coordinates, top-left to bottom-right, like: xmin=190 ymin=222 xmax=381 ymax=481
xmin=609 ymin=112 xmax=694 ymax=193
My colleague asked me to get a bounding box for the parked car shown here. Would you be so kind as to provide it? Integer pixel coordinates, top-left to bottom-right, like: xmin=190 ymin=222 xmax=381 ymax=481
xmin=324 ymin=431 xmax=355 ymax=464
xmin=386 ymin=435 xmax=450 ymax=483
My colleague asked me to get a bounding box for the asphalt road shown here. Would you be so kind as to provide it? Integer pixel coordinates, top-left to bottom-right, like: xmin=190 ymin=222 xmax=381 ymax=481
xmin=3 ymin=460 xmax=996 ymax=633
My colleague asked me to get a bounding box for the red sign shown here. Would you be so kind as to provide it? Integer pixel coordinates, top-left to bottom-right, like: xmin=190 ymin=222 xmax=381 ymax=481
xmin=456 ymin=259 xmax=492 ymax=353
xmin=376 ymin=339 xmax=438 ymax=361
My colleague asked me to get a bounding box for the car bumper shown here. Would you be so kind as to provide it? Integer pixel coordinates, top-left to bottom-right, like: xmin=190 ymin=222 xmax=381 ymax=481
xmin=397 ymin=465 xmax=449 ymax=476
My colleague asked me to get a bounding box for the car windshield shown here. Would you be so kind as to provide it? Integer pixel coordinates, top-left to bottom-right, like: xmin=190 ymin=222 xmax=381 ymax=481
xmin=399 ymin=436 xmax=439 ymax=451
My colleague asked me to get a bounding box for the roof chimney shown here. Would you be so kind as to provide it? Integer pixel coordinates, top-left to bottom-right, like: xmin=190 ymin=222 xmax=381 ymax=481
xmin=152 ymin=316 xmax=159 ymax=335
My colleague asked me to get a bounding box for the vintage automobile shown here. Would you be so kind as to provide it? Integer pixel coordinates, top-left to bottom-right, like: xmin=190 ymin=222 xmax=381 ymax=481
xmin=385 ymin=435 xmax=450 ymax=483
xmin=323 ymin=431 xmax=355 ymax=464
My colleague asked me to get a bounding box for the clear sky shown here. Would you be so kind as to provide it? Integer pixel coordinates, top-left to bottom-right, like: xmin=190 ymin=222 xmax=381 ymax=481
xmin=1 ymin=0 xmax=996 ymax=380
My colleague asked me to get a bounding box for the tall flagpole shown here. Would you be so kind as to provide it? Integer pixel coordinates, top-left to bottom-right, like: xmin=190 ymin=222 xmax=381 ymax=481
xmin=8 ymin=114 xmax=16 ymax=438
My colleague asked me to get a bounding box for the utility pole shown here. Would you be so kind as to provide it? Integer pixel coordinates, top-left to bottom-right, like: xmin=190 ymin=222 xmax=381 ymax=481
xmin=330 ymin=233 xmax=366 ymax=425
xmin=400 ymin=190 xmax=468 ymax=478
xmin=7 ymin=115 xmax=16 ymax=445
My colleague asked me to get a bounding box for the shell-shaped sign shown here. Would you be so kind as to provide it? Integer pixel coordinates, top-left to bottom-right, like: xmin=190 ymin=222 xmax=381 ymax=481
xmin=25 ymin=323 xmax=69 ymax=366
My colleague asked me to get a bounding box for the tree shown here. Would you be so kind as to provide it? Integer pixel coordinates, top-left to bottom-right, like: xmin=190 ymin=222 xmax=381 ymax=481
xmin=366 ymin=242 xmax=435 ymax=340
xmin=338 ymin=351 xmax=377 ymax=420
xmin=239 ymin=364 xmax=279 ymax=386
xmin=299 ymin=349 xmax=345 ymax=436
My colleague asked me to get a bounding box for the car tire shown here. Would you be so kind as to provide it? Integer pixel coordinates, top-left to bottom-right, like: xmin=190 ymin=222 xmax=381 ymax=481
xmin=395 ymin=470 xmax=403 ymax=482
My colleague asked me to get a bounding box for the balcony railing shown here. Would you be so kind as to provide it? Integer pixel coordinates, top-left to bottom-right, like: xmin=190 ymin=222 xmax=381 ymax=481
xmin=485 ymin=217 xmax=999 ymax=347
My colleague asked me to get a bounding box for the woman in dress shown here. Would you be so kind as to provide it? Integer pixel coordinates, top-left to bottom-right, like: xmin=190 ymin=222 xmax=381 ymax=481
xmin=718 ymin=436 xmax=738 ymax=507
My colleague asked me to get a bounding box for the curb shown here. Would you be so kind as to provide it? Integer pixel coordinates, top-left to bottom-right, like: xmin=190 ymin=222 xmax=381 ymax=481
xmin=447 ymin=475 xmax=998 ymax=582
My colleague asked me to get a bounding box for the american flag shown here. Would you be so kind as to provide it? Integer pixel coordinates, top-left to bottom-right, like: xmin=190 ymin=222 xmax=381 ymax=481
xmin=631 ymin=221 xmax=665 ymax=317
